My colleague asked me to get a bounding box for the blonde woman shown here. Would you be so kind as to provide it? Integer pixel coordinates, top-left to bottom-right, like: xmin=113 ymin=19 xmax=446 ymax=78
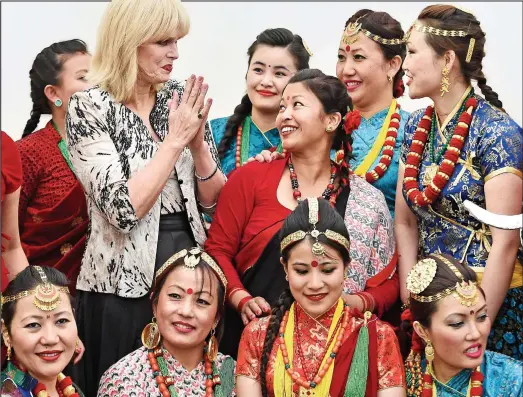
xmin=66 ymin=0 xmax=226 ymax=393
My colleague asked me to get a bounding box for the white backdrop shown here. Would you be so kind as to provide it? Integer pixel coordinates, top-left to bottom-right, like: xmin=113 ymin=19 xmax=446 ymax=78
xmin=2 ymin=2 xmax=521 ymax=140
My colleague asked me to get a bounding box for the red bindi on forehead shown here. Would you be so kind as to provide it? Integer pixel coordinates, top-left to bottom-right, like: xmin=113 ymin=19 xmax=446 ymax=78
xmin=311 ymin=260 xmax=319 ymax=268
xmin=345 ymin=45 xmax=351 ymax=52
xmin=187 ymin=288 xmax=193 ymax=295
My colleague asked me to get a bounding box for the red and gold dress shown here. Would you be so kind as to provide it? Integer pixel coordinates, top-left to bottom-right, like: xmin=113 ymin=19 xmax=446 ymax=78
xmin=236 ymin=300 xmax=405 ymax=396
xmin=16 ymin=122 xmax=88 ymax=293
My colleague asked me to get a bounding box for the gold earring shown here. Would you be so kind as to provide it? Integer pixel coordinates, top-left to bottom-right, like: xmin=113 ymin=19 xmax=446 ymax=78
xmin=6 ymin=345 xmax=12 ymax=361
xmin=141 ymin=317 xmax=161 ymax=349
xmin=387 ymin=75 xmax=393 ymax=83
xmin=440 ymin=64 xmax=450 ymax=96
xmin=425 ymin=339 xmax=435 ymax=363
xmin=285 ymin=274 xmax=289 ymax=281
xmin=206 ymin=328 xmax=218 ymax=361
xmin=326 ymin=126 xmax=333 ymax=132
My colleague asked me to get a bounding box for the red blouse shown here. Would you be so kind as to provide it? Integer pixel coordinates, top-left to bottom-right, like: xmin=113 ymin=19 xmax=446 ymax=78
xmin=1 ymin=131 xmax=23 ymax=291
xmin=16 ymin=122 xmax=88 ymax=292
xmin=205 ymin=159 xmax=291 ymax=299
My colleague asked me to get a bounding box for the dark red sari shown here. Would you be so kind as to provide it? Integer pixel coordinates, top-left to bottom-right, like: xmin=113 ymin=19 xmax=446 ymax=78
xmin=16 ymin=122 xmax=88 ymax=293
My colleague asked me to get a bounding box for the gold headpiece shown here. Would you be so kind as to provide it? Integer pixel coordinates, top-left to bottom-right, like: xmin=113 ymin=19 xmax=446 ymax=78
xmin=342 ymin=16 xmax=404 ymax=46
xmin=302 ymin=39 xmax=313 ymax=57
xmin=155 ymin=247 xmax=228 ymax=291
xmin=407 ymin=255 xmax=479 ymax=307
xmin=405 ymin=22 xmax=475 ymax=63
xmin=280 ymin=197 xmax=350 ymax=256
xmin=1 ymin=266 xmax=70 ymax=311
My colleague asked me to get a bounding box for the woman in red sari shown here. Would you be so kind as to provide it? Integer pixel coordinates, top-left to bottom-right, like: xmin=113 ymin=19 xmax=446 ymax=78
xmin=236 ymin=197 xmax=405 ymax=396
xmin=205 ymin=69 xmax=398 ymax=358
xmin=16 ymin=39 xmax=91 ymax=293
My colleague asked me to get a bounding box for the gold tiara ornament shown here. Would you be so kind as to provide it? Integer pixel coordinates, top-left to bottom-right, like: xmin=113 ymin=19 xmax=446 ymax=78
xmin=1 ymin=266 xmax=70 ymax=311
xmin=342 ymin=16 xmax=404 ymax=46
xmin=405 ymin=22 xmax=475 ymax=63
xmin=155 ymin=247 xmax=228 ymax=291
xmin=407 ymin=255 xmax=479 ymax=307
xmin=280 ymin=197 xmax=350 ymax=256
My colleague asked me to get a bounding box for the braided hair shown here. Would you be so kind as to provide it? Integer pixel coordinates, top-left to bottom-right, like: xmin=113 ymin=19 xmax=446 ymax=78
xmin=217 ymin=28 xmax=310 ymax=160
xmin=23 ymin=39 xmax=88 ymax=137
xmin=417 ymin=5 xmax=503 ymax=109
xmin=345 ymin=9 xmax=407 ymax=98
xmin=259 ymin=198 xmax=350 ymax=396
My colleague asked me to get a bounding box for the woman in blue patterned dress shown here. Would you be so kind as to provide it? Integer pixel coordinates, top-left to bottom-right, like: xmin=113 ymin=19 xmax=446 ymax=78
xmin=210 ymin=28 xmax=310 ymax=176
xmin=336 ymin=9 xmax=410 ymax=218
xmin=396 ymin=4 xmax=523 ymax=359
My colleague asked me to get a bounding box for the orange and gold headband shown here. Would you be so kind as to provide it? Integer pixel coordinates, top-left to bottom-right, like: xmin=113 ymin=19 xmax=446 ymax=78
xmin=1 ymin=266 xmax=70 ymax=311
xmin=280 ymin=197 xmax=350 ymax=256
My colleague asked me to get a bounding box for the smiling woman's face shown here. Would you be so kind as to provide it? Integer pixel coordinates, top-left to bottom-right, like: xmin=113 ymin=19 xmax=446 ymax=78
xmin=246 ymin=44 xmax=297 ymax=115
xmin=154 ymin=266 xmax=220 ymax=352
xmin=3 ymin=293 xmax=77 ymax=382
xmin=283 ymin=239 xmax=346 ymax=318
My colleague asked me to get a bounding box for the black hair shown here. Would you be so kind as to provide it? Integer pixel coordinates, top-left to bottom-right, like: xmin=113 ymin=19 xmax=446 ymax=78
xmin=150 ymin=253 xmax=226 ymax=343
xmin=217 ymin=28 xmax=310 ymax=161
xmin=285 ymin=68 xmax=354 ymax=187
xmin=260 ymin=198 xmax=350 ymax=396
xmin=345 ymin=9 xmax=407 ymax=98
xmin=417 ymin=5 xmax=502 ymax=109
xmin=1 ymin=266 xmax=72 ymax=333
xmin=397 ymin=254 xmax=485 ymax=359
xmin=23 ymin=39 xmax=88 ymax=137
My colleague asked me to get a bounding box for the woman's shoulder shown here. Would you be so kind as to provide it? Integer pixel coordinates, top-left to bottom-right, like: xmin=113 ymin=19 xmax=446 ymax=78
xmin=227 ymin=157 xmax=286 ymax=185
xmin=484 ymin=350 xmax=523 ymax=371
xmin=348 ymin=174 xmax=388 ymax=210
xmin=210 ymin=116 xmax=231 ymax=143
xmin=100 ymin=346 xmax=149 ymax=380
xmin=474 ymin=95 xmax=522 ymax=133
xmin=242 ymin=315 xmax=271 ymax=339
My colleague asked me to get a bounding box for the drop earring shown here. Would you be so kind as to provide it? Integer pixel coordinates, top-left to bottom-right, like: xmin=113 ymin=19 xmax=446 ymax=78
xmin=440 ymin=63 xmax=450 ymax=96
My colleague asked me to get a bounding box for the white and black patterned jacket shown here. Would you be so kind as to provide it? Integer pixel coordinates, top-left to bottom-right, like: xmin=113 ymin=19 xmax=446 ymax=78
xmin=66 ymin=80 xmax=220 ymax=297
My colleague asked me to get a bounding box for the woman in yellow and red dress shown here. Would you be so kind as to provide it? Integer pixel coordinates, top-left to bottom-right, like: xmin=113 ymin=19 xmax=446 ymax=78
xmin=16 ymin=39 xmax=91 ymax=293
xmin=236 ymin=197 xmax=405 ymax=397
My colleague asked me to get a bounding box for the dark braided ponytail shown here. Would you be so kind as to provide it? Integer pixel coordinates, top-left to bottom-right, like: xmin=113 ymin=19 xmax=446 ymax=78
xmin=286 ymin=69 xmax=354 ymax=189
xmin=217 ymin=28 xmax=310 ymax=160
xmin=417 ymin=5 xmax=503 ymax=109
xmin=260 ymin=288 xmax=295 ymax=397
xmin=345 ymin=9 xmax=407 ymax=98
xmin=23 ymin=39 xmax=88 ymax=137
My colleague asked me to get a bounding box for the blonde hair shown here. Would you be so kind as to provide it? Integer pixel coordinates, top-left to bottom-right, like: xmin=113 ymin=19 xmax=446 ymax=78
xmin=88 ymin=0 xmax=190 ymax=103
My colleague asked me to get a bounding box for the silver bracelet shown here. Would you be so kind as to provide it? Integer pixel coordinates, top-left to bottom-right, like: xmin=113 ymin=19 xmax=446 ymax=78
xmin=195 ymin=162 xmax=218 ymax=182
xmin=198 ymin=200 xmax=217 ymax=210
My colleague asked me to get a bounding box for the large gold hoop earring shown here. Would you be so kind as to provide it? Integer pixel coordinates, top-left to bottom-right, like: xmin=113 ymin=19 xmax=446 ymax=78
xmin=141 ymin=317 xmax=161 ymax=349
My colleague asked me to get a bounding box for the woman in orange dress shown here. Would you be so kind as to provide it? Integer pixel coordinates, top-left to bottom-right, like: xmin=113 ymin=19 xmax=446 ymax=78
xmin=236 ymin=197 xmax=405 ymax=397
